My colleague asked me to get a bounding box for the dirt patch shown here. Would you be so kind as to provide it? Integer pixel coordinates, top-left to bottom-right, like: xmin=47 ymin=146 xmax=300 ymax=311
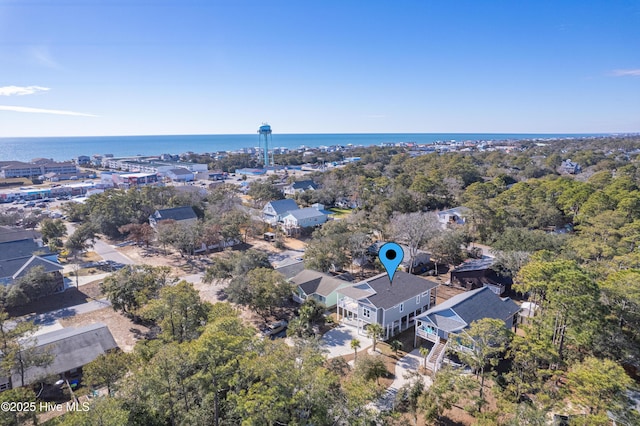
xmin=7 ymin=281 xmax=104 ymax=318
xmin=59 ymin=307 xmax=150 ymax=352
xmin=436 ymin=284 xmax=467 ymax=305
xmin=191 ymin=278 xmax=230 ymax=305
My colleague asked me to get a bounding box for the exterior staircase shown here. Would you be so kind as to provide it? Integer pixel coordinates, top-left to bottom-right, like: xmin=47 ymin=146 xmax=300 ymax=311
xmin=426 ymin=338 xmax=448 ymax=373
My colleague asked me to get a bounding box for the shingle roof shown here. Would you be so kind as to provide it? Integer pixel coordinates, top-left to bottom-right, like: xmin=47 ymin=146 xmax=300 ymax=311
xmin=153 ymin=206 xmax=197 ymax=221
xmin=0 ymin=239 xmax=48 ymax=261
xmin=13 ymin=256 xmax=63 ymax=279
xmin=364 ymin=272 xmax=439 ymax=310
xmin=289 ymin=180 xmax=317 ymax=190
xmin=0 ymin=227 xmax=42 ymax=244
xmin=338 ymin=272 xmax=438 ymax=310
xmin=266 ymin=199 xmax=299 ymax=215
xmin=12 ymin=323 xmax=118 ymax=386
xmin=416 ymin=287 xmax=520 ymax=333
xmin=291 ymin=270 xmax=350 ymax=297
xmin=284 ymin=207 xmax=327 ymax=220
xmin=275 ymin=260 xmax=305 ymax=280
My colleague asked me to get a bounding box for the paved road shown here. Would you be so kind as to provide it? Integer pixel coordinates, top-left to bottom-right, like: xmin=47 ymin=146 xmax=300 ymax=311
xmin=92 ymin=239 xmax=135 ymax=265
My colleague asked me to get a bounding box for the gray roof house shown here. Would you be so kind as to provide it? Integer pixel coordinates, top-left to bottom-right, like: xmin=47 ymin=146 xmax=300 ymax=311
xmin=3 ymin=323 xmax=118 ymax=389
xmin=337 ymin=271 xmax=439 ymax=339
xmin=262 ymin=199 xmax=299 ymax=224
xmin=149 ymin=206 xmax=198 ymax=228
xmin=0 ymin=239 xmax=64 ymax=292
xmin=290 ymin=269 xmax=355 ymax=308
xmin=281 ymin=206 xmax=329 ymax=234
xmin=414 ymin=287 xmax=520 ymax=373
xmin=283 ymin=180 xmax=318 ymax=195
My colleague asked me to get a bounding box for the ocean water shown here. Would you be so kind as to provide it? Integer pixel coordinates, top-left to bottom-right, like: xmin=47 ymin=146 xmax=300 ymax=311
xmin=0 ymin=133 xmax=603 ymax=162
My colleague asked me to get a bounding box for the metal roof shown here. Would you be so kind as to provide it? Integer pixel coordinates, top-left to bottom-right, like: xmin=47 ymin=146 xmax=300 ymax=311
xmin=12 ymin=323 xmax=118 ymax=387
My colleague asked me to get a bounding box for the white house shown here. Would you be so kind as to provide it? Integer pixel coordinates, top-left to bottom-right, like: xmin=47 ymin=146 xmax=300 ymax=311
xmin=281 ymin=206 xmax=328 ymax=233
xmin=437 ymin=206 xmax=470 ymax=228
xmin=262 ymin=199 xmax=299 ymax=224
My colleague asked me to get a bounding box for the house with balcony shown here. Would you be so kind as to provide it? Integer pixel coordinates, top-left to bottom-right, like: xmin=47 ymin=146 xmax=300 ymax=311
xmin=337 ymin=271 xmax=439 ymax=339
xmin=414 ymin=286 xmax=520 ymax=373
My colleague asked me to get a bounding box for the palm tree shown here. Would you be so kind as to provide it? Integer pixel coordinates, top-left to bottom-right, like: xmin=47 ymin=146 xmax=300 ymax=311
xmin=419 ymin=346 xmax=430 ymax=369
xmin=350 ymin=338 xmax=361 ymax=360
xmin=390 ymin=340 xmax=403 ymax=357
xmin=366 ymin=323 xmax=384 ymax=353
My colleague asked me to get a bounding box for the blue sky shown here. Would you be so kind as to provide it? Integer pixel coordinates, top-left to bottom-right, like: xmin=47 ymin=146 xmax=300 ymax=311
xmin=0 ymin=0 xmax=639 ymax=137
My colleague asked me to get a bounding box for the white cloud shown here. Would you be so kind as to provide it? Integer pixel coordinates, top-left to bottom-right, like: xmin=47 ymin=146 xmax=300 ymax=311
xmin=0 ymin=86 xmax=50 ymax=96
xmin=0 ymin=105 xmax=96 ymax=117
xmin=611 ymin=69 xmax=640 ymax=77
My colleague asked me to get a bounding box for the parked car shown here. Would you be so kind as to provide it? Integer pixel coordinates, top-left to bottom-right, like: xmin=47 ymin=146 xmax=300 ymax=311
xmin=262 ymin=320 xmax=288 ymax=337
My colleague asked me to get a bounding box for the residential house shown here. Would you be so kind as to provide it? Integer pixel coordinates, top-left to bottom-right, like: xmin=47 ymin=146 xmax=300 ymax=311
xmin=560 ymin=159 xmax=581 ymax=174
xmin=149 ymin=206 xmax=198 ymax=228
xmin=274 ymin=259 xmax=305 ymax=280
xmin=337 ymin=271 xmax=439 ymax=339
xmin=281 ymin=205 xmax=329 ymax=234
xmin=335 ymin=197 xmax=360 ymax=209
xmin=283 ymin=180 xmax=318 ymax=196
xmin=262 ymin=199 xmax=299 ymax=225
xmin=0 ymin=239 xmax=64 ymax=292
xmin=414 ymin=286 xmax=520 ymax=372
xmin=166 ymin=168 xmax=195 ymax=182
xmin=0 ymin=323 xmax=118 ymax=390
xmin=449 ymin=257 xmax=511 ymax=295
xmin=290 ymin=269 xmax=355 ymax=308
xmin=437 ymin=207 xmax=470 ymax=228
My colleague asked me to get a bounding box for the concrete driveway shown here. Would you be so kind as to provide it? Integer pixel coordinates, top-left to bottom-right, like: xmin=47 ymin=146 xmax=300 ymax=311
xmin=321 ymin=323 xmax=373 ymax=359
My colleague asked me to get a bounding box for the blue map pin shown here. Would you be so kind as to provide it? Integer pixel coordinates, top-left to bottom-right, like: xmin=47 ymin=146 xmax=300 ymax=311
xmin=378 ymin=242 xmax=404 ymax=285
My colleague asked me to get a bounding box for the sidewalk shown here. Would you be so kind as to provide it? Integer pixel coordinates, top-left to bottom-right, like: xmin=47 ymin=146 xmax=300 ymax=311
xmin=370 ymin=349 xmax=432 ymax=412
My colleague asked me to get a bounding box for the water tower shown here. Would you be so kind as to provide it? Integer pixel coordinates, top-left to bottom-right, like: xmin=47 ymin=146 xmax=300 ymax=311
xmin=257 ymin=123 xmax=272 ymax=167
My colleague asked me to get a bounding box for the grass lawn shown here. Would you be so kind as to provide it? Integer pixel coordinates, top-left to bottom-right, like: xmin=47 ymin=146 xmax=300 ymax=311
xmin=328 ymin=207 xmax=352 ymax=218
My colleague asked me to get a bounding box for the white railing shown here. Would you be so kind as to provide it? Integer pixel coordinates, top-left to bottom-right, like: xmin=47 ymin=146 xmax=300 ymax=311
xmin=416 ymin=325 xmax=439 ymax=343
xmin=434 ymin=340 xmax=448 ymax=373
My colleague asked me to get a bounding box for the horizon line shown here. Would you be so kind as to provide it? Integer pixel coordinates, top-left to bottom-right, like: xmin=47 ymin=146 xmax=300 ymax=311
xmin=0 ymin=131 xmax=633 ymax=139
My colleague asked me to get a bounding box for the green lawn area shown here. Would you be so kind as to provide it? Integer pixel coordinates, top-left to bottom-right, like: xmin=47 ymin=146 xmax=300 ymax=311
xmin=328 ymin=207 xmax=352 ymax=218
